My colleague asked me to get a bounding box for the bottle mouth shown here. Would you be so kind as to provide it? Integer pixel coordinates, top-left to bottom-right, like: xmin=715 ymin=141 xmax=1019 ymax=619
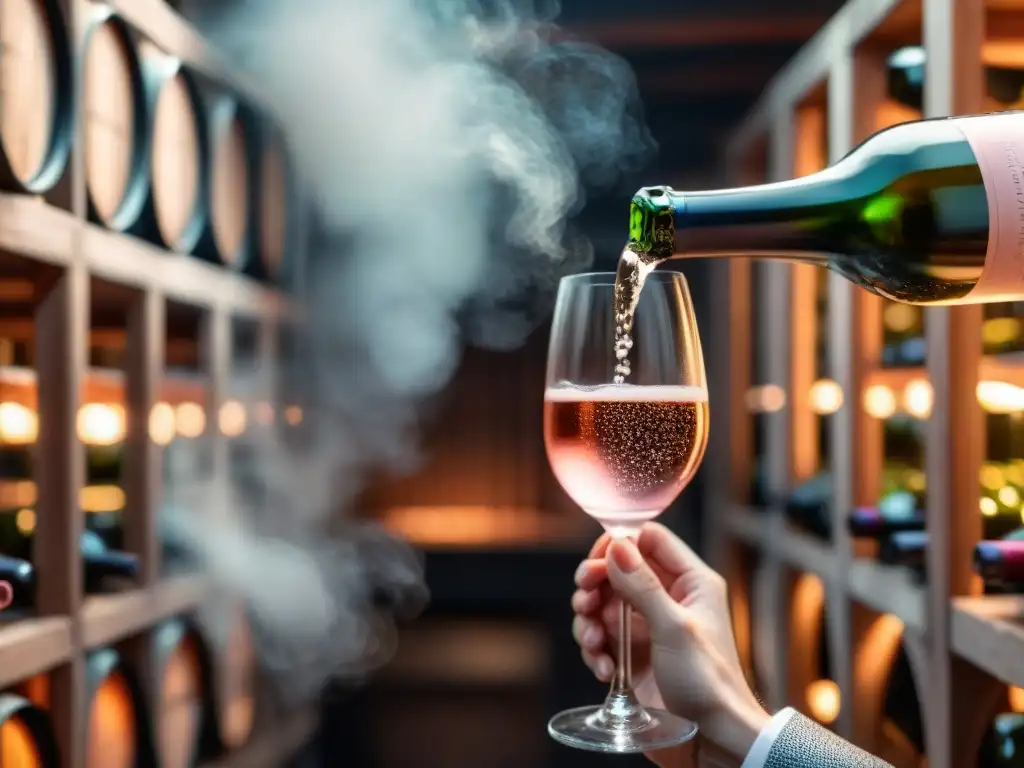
xmin=628 ymin=187 xmax=676 ymax=257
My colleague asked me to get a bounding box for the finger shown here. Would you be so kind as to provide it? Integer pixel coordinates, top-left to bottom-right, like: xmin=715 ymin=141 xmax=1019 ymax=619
xmin=600 ymin=598 xmax=652 ymax=642
xmin=571 ymin=588 xmax=602 ymax=616
xmin=607 ymin=538 xmax=680 ymax=637
xmin=0 ymin=581 xmax=11 ymax=611
xmin=575 ymin=558 xmax=608 ymax=590
xmin=582 ymin=649 xmax=615 ymax=682
xmin=637 ymin=522 xmax=708 ymax=578
xmin=588 ymin=533 xmax=613 ymax=559
xmin=572 ymin=615 xmax=605 ymax=652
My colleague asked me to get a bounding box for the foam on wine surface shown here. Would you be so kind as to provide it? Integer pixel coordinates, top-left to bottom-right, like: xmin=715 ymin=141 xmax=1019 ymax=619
xmin=544 ymin=384 xmax=709 ymax=535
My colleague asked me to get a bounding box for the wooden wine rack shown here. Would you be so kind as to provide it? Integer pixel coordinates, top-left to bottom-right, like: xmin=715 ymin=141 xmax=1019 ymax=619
xmin=0 ymin=0 xmax=314 ymax=766
xmin=710 ymin=0 xmax=1024 ymax=766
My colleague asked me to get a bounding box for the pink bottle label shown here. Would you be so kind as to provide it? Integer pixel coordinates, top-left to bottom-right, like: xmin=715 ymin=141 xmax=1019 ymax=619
xmin=957 ymin=112 xmax=1024 ymax=302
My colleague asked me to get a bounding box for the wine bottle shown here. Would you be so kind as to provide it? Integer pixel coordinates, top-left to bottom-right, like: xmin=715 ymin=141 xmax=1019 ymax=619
xmin=0 ymin=525 xmax=137 ymax=598
xmin=783 ymin=469 xmax=924 ymax=540
xmin=973 ymin=528 xmax=1024 ymax=584
xmin=878 ymin=530 xmax=927 ymax=575
xmin=80 ymin=530 xmax=138 ymax=592
xmin=0 ymin=554 xmax=35 ymax=609
xmin=887 ymin=45 xmax=1024 ymax=113
xmin=626 ymin=111 xmax=1024 ymax=306
xmin=976 ymin=712 xmax=1024 ymax=766
xmin=847 ymin=501 xmax=925 ymax=538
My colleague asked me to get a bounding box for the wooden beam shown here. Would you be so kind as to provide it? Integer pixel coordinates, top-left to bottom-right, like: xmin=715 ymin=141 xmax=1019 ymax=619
xmin=922 ymin=2 xmax=985 ymax=767
xmin=568 ymin=15 xmax=826 ymax=49
xmin=726 ymin=0 xmax=910 ymax=162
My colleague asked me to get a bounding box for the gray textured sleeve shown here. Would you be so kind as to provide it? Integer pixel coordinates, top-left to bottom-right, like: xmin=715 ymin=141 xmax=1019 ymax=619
xmin=762 ymin=711 xmax=894 ymax=768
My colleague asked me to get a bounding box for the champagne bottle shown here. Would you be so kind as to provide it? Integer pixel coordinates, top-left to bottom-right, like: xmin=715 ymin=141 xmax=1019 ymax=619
xmin=626 ymin=111 xmax=1024 ymax=306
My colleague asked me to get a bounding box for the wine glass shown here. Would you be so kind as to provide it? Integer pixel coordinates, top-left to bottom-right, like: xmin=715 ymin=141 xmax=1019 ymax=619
xmin=543 ymin=270 xmax=708 ymax=753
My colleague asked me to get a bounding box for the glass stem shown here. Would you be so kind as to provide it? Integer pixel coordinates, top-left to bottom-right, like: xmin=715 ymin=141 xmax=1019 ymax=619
xmin=598 ymin=601 xmax=651 ymax=731
xmin=614 ymin=601 xmax=632 ymax=694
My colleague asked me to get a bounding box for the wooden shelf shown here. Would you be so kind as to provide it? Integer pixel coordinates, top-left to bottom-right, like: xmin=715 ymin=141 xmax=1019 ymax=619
xmin=951 ymin=597 xmax=1024 ymax=689
xmin=81 ymin=223 xmax=289 ymax=318
xmin=0 ymin=617 xmax=74 ymax=688
xmin=774 ymin=520 xmax=835 ymax=578
xmin=80 ymin=575 xmax=207 ymax=649
xmin=722 ymin=507 xmax=926 ymax=631
xmin=0 ymin=196 xmax=77 ymax=267
xmin=0 ymin=196 xmax=292 ymax=318
xmin=847 ymin=559 xmax=926 ymax=633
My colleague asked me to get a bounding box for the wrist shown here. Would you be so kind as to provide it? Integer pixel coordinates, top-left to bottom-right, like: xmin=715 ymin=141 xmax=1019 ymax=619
xmin=704 ymin=691 xmax=771 ymax=764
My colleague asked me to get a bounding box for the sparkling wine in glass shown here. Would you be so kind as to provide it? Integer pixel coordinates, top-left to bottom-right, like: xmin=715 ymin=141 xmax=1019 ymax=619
xmin=543 ymin=270 xmax=708 ymax=753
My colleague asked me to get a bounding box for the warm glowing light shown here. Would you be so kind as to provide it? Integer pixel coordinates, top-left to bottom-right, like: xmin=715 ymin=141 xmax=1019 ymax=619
xmin=863 ymin=385 xmax=897 ymax=419
xmin=284 ymin=405 xmax=303 ymax=426
xmin=380 ymin=506 xmax=580 ymax=547
xmin=148 ymin=402 xmax=176 ymax=445
xmin=1008 ymin=463 xmax=1024 ymax=487
xmin=15 ymin=508 xmax=35 ymax=535
xmin=80 ymin=485 xmax=125 ymax=514
xmin=219 ymin=400 xmax=247 ymax=437
xmin=174 ymin=402 xmax=206 ymax=439
xmin=809 ymin=379 xmax=843 ymax=415
xmin=983 ymin=317 xmax=1021 ymax=347
xmin=905 ymin=471 xmax=926 ymax=493
xmin=77 ymin=404 xmax=126 ymax=446
xmin=977 ymin=381 xmax=1024 ymax=414
xmin=981 ymin=464 xmax=1005 ymax=491
xmin=903 ymin=379 xmax=933 ymax=419
xmin=0 ymin=481 xmax=36 ymax=508
xmin=806 ymin=679 xmax=841 ymax=724
xmin=1001 ymin=486 xmax=1021 ymax=508
xmin=981 ymin=497 xmax=999 ymax=517
xmin=1010 ymin=686 xmax=1024 ymax=713
xmin=883 ymin=302 xmax=918 ymax=333
xmin=0 ymin=402 xmax=38 ymax=444
xmin=745 ymin=384 xmax=786 ymax=413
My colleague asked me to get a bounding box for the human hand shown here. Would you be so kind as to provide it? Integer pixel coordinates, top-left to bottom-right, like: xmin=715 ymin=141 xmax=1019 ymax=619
xmin=572 ymin=523 xmax=769 ymax=766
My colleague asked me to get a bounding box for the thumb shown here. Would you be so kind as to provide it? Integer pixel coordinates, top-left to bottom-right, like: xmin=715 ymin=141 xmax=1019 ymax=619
xmin=607 ymin=539 xmax=679 ymax=637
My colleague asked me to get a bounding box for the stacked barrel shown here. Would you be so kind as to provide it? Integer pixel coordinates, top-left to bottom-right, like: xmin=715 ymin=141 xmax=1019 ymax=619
xmin=2 ymin=0 xmax=291 ymax=284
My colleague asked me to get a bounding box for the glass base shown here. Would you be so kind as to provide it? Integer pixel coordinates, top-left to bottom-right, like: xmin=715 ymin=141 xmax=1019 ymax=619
xmin=547 ymin=704 xmax=698 ymax=754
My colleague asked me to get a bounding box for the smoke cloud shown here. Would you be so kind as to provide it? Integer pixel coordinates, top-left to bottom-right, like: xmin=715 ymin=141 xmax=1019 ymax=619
xmin=166 ymin=0 xmax=653 ymax=701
